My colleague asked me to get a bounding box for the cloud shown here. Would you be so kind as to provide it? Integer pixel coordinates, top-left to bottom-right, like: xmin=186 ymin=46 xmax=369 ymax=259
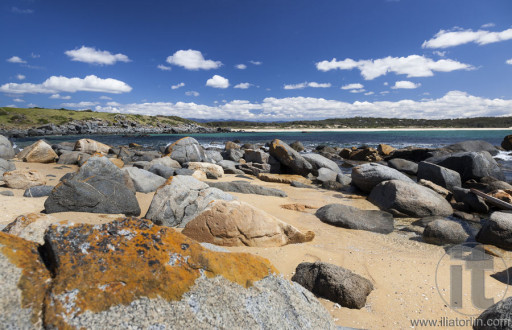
xmin=7 ymin=56 xmax=26 ymax=64
xmin=13 ymin=98 xmax=24 ymax=102
xmin=65 ymin=46 xmax=130 ymax=65
xmin=99 ymin=96 xmax=112 ymax=100
xmin=422 ymin=27 xmax=512 ymax=48
xmin=341 ymin=83 xmax=364 ymax=90
xmin=166 ymin=49 xmax=222 ymax=70
xmin=284 ymin=82 xmax=331 ymax=90
xmin=31 ymin=53 xmax=40 ymax=58
xmin=185 ymin=91 xmax=199 ymax=97
xmin=235 ymin=64 xmax=247 ymax=69
xmin=107 ymin=101 xmax=121 ymax=106
xmin=507 ymin=59 xmax=512 ymax=65
xmin=206 ymin=75 xmax=229 ymax=88
xmin=157 ymin=64 xmax=172 ymax=71
xmin=350 ymin=89 xmax=365 ymax=93
xmin=481 ymin=23 xmax=495 ymax=29
xmin=0 ymin=75 xmax=132 ymax=94
xmin=316 ymin=55 xmax=472 ymax=80
xmin=433 ymin=50 xmax=446 ymax=57
xmin=171 ymin=82 xmax=185 ymax=90
xmin=364 ymin=91 xmax=374 ymax=95
xmin=11 ymin=7 xmax=33 ymax=14
xmin=92 ymin=91 xmax=512 ymax=121
xmin=234 ymin=82 xmax=252 ymax=89
xmin=16 ymin=74 xmax=25 ymax=80
xmin=61 ymin=101 xmax=99 ymax=108
xmin=391 ymin=81 xmax=421 ymax=89
xmin=249 ymin=60 xmax=262 ymax=65
xmin=50 ymin=94 xmax=71 ymax=100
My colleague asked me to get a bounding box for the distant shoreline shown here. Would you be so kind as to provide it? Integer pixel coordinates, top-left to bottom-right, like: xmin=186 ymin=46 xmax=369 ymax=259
xmin=245 ymin=127 xmax=512 ymax=133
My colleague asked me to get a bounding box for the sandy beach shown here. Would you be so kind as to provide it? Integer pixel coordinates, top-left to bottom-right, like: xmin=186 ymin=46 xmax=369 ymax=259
xmin=2 ymin=159 xmax=511 ymax=329
xmin=246 ymin=127 xmax=512 ymax=133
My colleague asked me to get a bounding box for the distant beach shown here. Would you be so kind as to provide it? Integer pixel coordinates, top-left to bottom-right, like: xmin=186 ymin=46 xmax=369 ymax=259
xmin=247 ymin=127 xmax=512 ymax=133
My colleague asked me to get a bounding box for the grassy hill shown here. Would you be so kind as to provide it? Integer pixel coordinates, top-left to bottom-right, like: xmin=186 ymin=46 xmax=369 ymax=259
xmin=0 ymin=107 xmax=196 ymax=128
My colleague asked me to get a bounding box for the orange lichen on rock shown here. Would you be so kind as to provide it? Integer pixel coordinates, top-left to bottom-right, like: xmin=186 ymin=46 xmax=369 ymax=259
xmin=0 ymin=232 xmax=52 ymax=326
xmin=43 ymin=218 xmax=277 ymax=328
xmin=280 ymin=203 xmax=318 ymax=212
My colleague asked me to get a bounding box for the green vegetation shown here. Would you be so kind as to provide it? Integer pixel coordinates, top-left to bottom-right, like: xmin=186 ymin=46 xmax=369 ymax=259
xmin=0 ymin=107 xmax=195 ymax=128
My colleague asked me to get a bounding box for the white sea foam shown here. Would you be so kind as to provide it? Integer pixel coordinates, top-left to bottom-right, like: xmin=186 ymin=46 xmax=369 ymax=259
xmin=494 ymin=150 xmax=512 ymax=162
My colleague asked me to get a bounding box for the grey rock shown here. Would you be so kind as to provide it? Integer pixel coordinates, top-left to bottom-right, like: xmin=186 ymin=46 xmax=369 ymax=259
xmin=217 ymin=160 xmax=238 ymax=172
xmin=149 ymin=156 xmax=181 ymax=169
xmin=0 ymin=158 xmax=15 ymax=177
xmin=315 ymin=203 xmax=394 ymax=234
xmin=368 ymin=180 xmax=453 ymax=218
xmin=336 ymin=173 xmax=352 ymax=186
xmin=122 ymin=167 xmax=167 ymax=193
xmin=145 ymin=175 xmax=235 ymax=227
xmin=166 ymin=137 xmax=207 ymax=165
xmin=204 ymin=150 xmax=223 ymax=163
xmin=321 ymin=181 xmax=344 ymax=191
xmin=269 ymin=139 xmax=313 ymax=176
xmin=453 ymin=187 xmax=489 ymax=214
xmin=417 ymin=161 xmax=461 ymax=191
xmin=290 ymin=141 xmax=305 ymax=152
xmin=351 ymin=163 xmax=414 ymax=193
xmin=0 ymin=135 xmax=15 ymax=159
xmin=175 ymin=168 xmax=195 ymax=176
xmin=427 ymin=151 xmax=505 ymax=181
xmin=207 ymin=181 xmax=287 ymax=197
xmin=132 ymin=161 xmax=150 ymax=169
xmin=222 ymin=148 xmax=244 ymax=162
xmin=303 ymin=153 xmax=342 ymax=174
xmin=317 ymin=168 xmax=338 ymax=182
xmin=443 ymin=140 xmax=499 ymax=156
xmin=476 ymin=211 xmax=512 ymax=250
xmin=148 ymin=163 xmax=176 ymax=179
xmin=0 ymin=190 xmax=14 ymax=196
xmin=292 ymin=261 xmax=374 ymax=309
xmin=475 ymin=296 xmax=512 ymax=330
xmin=423 ymin=219 xmax=470 ymax=245
xmin=244 ymin=149 xmax=270 ymax=164
xmin=57 ymin=151 xmax=89 ymax=165
xmin=291 ymin=181 xmax=315 ymax=189
xmin=387 ymin=158 xmax=418 ymax=175
xmin=23 ymin=185 xmax=54 ymax=197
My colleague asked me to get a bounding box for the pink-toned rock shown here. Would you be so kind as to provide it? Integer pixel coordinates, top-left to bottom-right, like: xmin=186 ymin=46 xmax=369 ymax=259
xmin=74 ymin=138 xmax=111 ymax=154
xmin=2 ymin=213 xmax=61 ymax=245
xmin=17 ymin=140 xmax=58 ymax=163
xmin=3 ymin=169 xmax=46 ymax=189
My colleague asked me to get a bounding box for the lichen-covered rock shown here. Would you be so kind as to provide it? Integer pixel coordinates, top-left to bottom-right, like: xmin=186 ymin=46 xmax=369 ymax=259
xmin=3 ymin=169 xmax=47 ymax=189
xmin=269 ymin=139 xmax=313 ymax=176
xmin=17 ymin=140 xmax=58 ymax=163
xmin=352 ymin=163 xmax=414 ymax=193
xmin=0 ymin=134 xmax=15 ymax=159
xmin=165 ymin=137 xmax=207 ymax=165
xmin=0 ymin=232 xmax=51 ymax=329
xmin=145 ymin=175 xmax=235 ymax=227
xmin=42 ymin=218 xmax=334 ymax=329
xmin=74 ymin=138 xmax=111 ymax=154
xmin=182 ymin=200 xmax=315 ymax=247
xmin=187 ymin=162 xmax=224 ymax=178
xmin=2 ymin=213 xmax=60 ymax=245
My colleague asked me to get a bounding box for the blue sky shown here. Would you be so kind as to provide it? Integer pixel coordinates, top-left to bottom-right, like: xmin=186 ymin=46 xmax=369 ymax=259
xmin=1 ymin=0 xmax=512 ymax=121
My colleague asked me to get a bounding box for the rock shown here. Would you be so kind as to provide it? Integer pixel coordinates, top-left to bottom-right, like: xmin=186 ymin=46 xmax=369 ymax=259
xmin=269 ymin=139 xmax=313 ymax=176
xmin=417 ymin=161 xmax=461 ymax=191
xmin=475 ymin=297 xmax=512 ymax=330
xmin=57 ymin=151 xmax=89 ymax=165
xmin=191 ymin=169 xmax=207 ymax=180
xmin=315 ymin=203 xmax=394 ymax=234
xmin=0 ymin=158 xmax=15 ymax=177
xmin=207 ymin=181 xmax=287 ymax=197
xmin=423 ymin=219 xmax=470 ymax=245
xmin=351 ymin=163 xmax=414 ymax=193
xmin=2 ymin=213 xmax=59 ymax=244
xmin=0 ymin=232 xmax=51 ymax=329
xmin=76 ymin=152 xmax=91 ymax=166
xmin=182 ymin=200 xmax=315 ymax=247
xmin=165 ymin=137 xmax=207 ymax=165
xmin=387 ymin=158 xmax=418 ymax=175
xmin=44 ymin=156 xmax=140 ymax=216
xmin=453 ymin=187 xmax=489 ymax=214
xmin=302 ymin=153 xmax=341 ymax=174
xmin=0 ymin=190 xmax=14 ymax=196
xmin=204 ymin=149 xmax=223 ymax=163
xmin=145 ymin=175 xmax=235 ymax=227
xmin=187 ymin=162 xmax=224 ymax=179
xmin=321 ymin=181 xmax=343 ymax=191
xmin=291 ymin=181 xmax=315 ymax=189
xmin=418 ymin=179 xmax=452 ymax=200
xmin=489 ymin=189 xmax=512 ymax=203
xmin=476 ymin=212 xmax=512 ymax=250
xmin=336 ymin=173 xmax=352 ymax=185
xmin=387 ymin=147 xmax=437 ymax=162
xmin=149 ymin=156 xmax=181 ymax=169
xmin=349 ymin=147 xmax=382 ymax=162
xmin=109 ymin=157 xmax=124 ymax=168
xmin=443 ymin=140 xmax=499 ymax=156
xmin=0 ymin=135 xmax=15 ymax=159
xmin=281 ymin=203 xmax=317 ymax=212
xmin=17 ymin=140 xmax=58 ymax=163
xmin=290 ymin=141 xmax=305 ymax=152
xmin=501 ymin=135 xmax=512 ymax=151
xmin=23 ymin=185 xmax=54 ymax=197
xmin=148 ymin=163 xmax=176 ymax=179
xmin=244 ymin=149 xmax=269 ymax=164
xmin=377 ymin=143 xmax=395 ymax=156
xmin=74 ymin=138 xmax=111 ymax=154
xmin=292 ymin=262 xmax=373 ymax=309
xmin=316 ymin=168 xmax=338 ymax=183
xmin=122 ymin=167 xmax=167 ymax=193
xmin=224 ymin=141 xmax=241 ymax=150
xmin=368 ymin=180 xmax=453 ymax=218
xmin=427 ymin=151 xmax=505 ymax=181
xmin=3 ymin=169 xmax=46 ymax=189
xmin=217 ymin=159 xmax=238 ymax=171
xmin=222 ymin=148 xmax=244 ymax=162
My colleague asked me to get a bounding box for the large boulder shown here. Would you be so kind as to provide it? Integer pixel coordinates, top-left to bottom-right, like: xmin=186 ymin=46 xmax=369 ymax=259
xmin=57 ymin=151 xmax=90 ymax=165
xmin=269 ymin=139 xmax=313 ymax=176
xmin=2 ymin=213 xmax=60 ymax=244
xmin=302 ymin=153 xmax=341 ymax=174
xmin=165 ymin=137 xmax=207 ymax=165
xmin=501 ymin=135 xmax=512 ymax=151
xmin=453 ymin=187 xmax=489 ymax=214
xmin=387 ymin=158 xmax=418 ymax=176
xmin=315 ymin=203 xmax=394 ymax=234
xmin=207 ymin=181 xmax=287 ymax=197
xmin=148 ymin=163 xmax=176 ymax=179
xmin=3 ymin=169 xmax=46 ymax=189
xmin=244 ymin=149 xmax=269 ymax=164
xmin=0 ymin=135 xmax=15 ymax=159
xmin=74 ymin=138 xmax=111 ymax=154
xmin=41 ymin=218 xmax=335 ymax=329
xmin=443 ymin=140 xmax=499 ymax=156
xmin=423 ymin=219 xmax=470 ymax=245
xmin=351 ymin=163 xmax=414 ymax=193
xmin=122 ymin=167 xmax=166 ymax=193
xmin=316 ymin=168 xmax=338 ymax=183
xmin=292 ymin=262 xmax=373 ymax=309
xmin=44 ymin=156 xmax=140 ymax=216
xmin=187 ymin=162 xmax=224 ymax=178
xmin=149 ymin=156 xmax=181 ymax=169
xmin=475 ymin=297 xmax=512 ymax=330
xmin=368 ymin=180 xmax=453 ymax=218
xmin=427 ymin=151 xmax=505 ymax=181
xmin=145 ymin=175 xmax=235 ymax=227
xmin=182 ymin=200 xmax=314 ymax=247
xmin=0 ymin=232 xmax=51 ymax=329
xmin=417 ymin=161 xmax=461 ymax=191
xmin=17 ymin=140 xmax=58 ymax=163
xmin=476 ymin=212 xmax=512 ymax=250
xmin=0 ymin=158 xmax=15 ymax=177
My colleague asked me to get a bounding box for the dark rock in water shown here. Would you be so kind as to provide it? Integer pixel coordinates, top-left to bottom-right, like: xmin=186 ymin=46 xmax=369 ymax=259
xmin=368 ymin=180 xmax=453 ymax=218
xmin=351 ymin=163 xmax=414 ymax=193
xmin=387 ymin=158 xmax=418 ymax=176
xmin=452 ymin=187 xmax=489 ymax=214
xmin=0 ymin=158 xmax=15 ymax=177
xmin=291 ymin=181 xmax=315 ymax=189
xmin=269 ymin=139 xmax=313 ymax=176
xmin=165 ymin=137 xmax=206 ymax=165
xmin=423 ymin=219 xmax=470 ymax=245
xmin=315 ymin=203 xmax=394 ymax=234
xmin=0 ymin=190 xmax=14 ymax=196
xmin=417 ymin=161 xmax=461 ymax=191
xmin=244 ymin=149 xmax=269 ymax=164
xmin=23 ymin=185 xmax=54 ymax=197
xmin=148 ymin=163 xmax=176 ymax=179
xmin=222 ymin=148 xmax=244 ymax=162
xmin=475 ymin=296 xmax=512 ymax=330
xmin=0 ymin=135 xmax=15 ymax=159
xmin=476 ymin=211 xmax=512 ymax=250
xmin=443 ymin=140 xmax=499 ymax=156
xmin=427 ymin=151 xmax=505 ymax=181
xmin=386 ymin=147 xmax=437 ymax=162
xmin=122 ymin=167 xmax=166 ymax=193
xmin=290 ymin=141 xmax=305 ymax=152
xmin=302 ymin=153 xmax=341 ymax=174
xmin=501 ymin=135 xmax=512 ymax=151
xmin=45 ymin=156 xmax=140 ymax=216
xmin=208 ymin=181 xmax=287 ymax=197
xmin=349 ymin=147 xmax=381 ymax=162
xmin=292 ymin=261 xmax=373 ymax=309
xmin=453 ymin=210 xmax=481 ymax=223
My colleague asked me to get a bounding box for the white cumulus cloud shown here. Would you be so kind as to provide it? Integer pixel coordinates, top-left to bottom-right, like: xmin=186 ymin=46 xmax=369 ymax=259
xmin=0 ymin=75 xmax=132 ymax=94
xmin=171 ymin=82 xmax=185 ymax=90
xmin=185 ymin=91 xmax=200 ymax=97
xmin=16 ymin=74 xmax=25 ymax=80
xmin=62 ymin=101 xmax=98 ymax=108
xmin=422 ymin=27 xmax=512 ymax=48
xmin=206 ymin=75 xmax=229 ymax=88
xmin=316 ymin=55 xmax=472 ymax=80
xmin=157 ymin=64 xmax=172 ymax=71
xmin=392 ymin=81 xmax=421 ymax=89
xmin=235 ymin=64 xmax=247 ymax=69
xmin=234 ymin=83 xmax=252 ymax=89
xmin=7 ymin=56 xmax=26 ymax=64
xmin=284 ymin=82 xmax=331 ymax=90
xmin=167 ymin=49 xmax=222 ymax=70
xmin=249 ymin=60 xmax=262 ymax=65
xmin=507 ymin=59 xmax=512 ymax=65
xmin=50 ymin=94 xmax=71 ymax=100
xmin=341 ymin=83 xmax=364 ymax=90
xmin=65 ymin=46 xmax=131 ymax=65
